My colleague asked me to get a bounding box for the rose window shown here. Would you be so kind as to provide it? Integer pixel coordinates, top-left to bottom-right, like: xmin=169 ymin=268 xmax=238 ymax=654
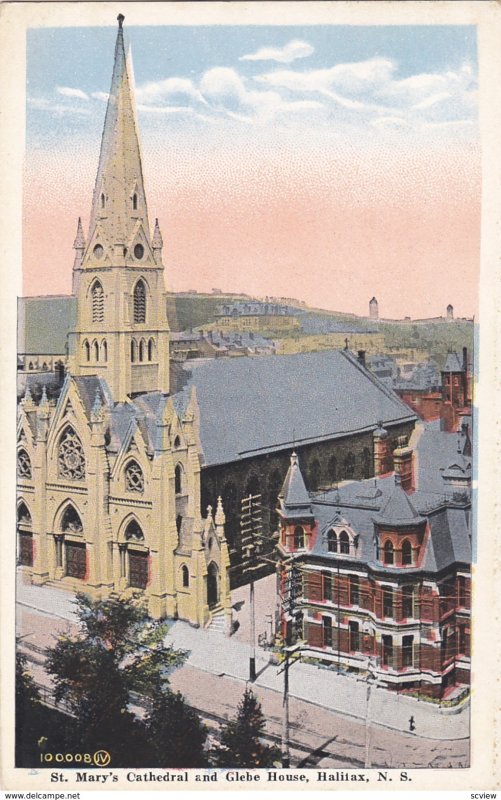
xmin=125 ymin=461 xmax=144 ymax=492
xmin=17 ymin=449 xmax=32 ymax=479
xmin=58 ymin=427 xmax=86 ymax=480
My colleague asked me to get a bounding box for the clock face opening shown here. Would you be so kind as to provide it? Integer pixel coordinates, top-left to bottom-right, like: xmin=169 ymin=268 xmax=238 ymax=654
xmin=134 ymin=243 xmax=144 ymax=260
xmin=93 ymin=244 xmax=104 ymax=260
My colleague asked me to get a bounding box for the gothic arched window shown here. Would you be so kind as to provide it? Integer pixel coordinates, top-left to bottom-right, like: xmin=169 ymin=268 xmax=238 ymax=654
xmin=148 ymin=338 xmax=155 ymax=361
xmin=339 ymin=530 xmax=350 ymax=555
xmin=101 ymin=340 xmax=108 ymax=362
xmin=17 ymin=502 xmax=32 ymax=526
xmin=83 ymin=340 xmax=90 ymax=362
xmin=294 ymin=525 xmax=305 ymax=549
xmin=125 ymin=460 xmax=144 ymax=493
xmin=344 ymin=452 xmax=355 ymax=479
xmin=133 ymin=280 xmax=146 ymax=324
xmin=93 ymin=340 xmax=99 ymax=361
xmin=181 ymin=564 xmax=189 ymax=587
xmin=124 ymin=519 xmax=144 ymax=541
xmin=139 ymin=339 xmax=145 ymax=362
xmin=58 ymin=426 xmax=86 ymax=480
xmin=402 ymin=539 xmax=412 ymax=566
xmin=327 ymin=529 xmax=337 ymax=553
xmin=17 ymin=449 xmax=32 ymax=479
xmin=175 ymin=464 xmax=183 ymax=495
xmin=383 ymin=540 xmax=394 ymax=565
xmin=328 ymin=455 xmax=337 ymax=483
xmin=91 ymin=281 xmax=104 ymax=323
xmin=131 ymin=339 xmax=137 ymax=363
xmin=61 ymin=505 xmax=83 ymax=533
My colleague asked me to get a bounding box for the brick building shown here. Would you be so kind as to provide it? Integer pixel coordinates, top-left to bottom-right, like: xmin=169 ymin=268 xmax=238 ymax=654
xmin=276 ymin=420 xmax=471 ymax=698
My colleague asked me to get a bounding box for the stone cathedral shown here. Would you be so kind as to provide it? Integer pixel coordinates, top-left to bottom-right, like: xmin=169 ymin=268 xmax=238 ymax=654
xmin=16 ymin=16 xmax=232 ymax=627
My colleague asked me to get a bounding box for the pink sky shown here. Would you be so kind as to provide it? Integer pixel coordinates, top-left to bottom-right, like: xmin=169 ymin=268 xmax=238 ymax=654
xmin=23 ymin=131 xmax=480 ymax=319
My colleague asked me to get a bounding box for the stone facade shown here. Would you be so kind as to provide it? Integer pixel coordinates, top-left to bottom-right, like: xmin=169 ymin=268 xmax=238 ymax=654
xmin=16 ymin=17 xmax=232 ymax=629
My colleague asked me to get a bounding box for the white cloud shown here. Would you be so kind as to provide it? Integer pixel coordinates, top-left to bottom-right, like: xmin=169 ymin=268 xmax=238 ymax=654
xmin=240 ymin=40 xmax=314 ymax=64
xmin=28 ymin=96 xmax=91 ymax=116
xmin=199 ymin=66 xmax=323 ymax=124
xmin=255 ymin=59 xmax=395 ymax=96
xmin=136 ymin=77 xmax=206 ymax=106
xmin=254 ymin=57 xmax=477 ymax=127
xmin=91 ymin=91 xmax=109 ymax=102
xmin=57 ymin=86 xmax=89 ymax=101
xmin=411 ymin=91 xmax=451 ymax=111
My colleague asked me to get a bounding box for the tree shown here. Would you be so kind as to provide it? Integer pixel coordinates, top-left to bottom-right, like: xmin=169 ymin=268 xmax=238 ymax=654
xmin=212 ymin=687 xmax=280 ymax=767
xmin=45 ymin=593 xmax=186 ymax=767
xmin=16 ymin=653 xmax=44 ymax=765
xmin=144 ymin=689 xmax=208 ymax=767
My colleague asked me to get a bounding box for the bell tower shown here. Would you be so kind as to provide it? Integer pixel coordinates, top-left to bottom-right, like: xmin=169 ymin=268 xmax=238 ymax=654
xmin=71 ymin=15 xmax=170 ymax=401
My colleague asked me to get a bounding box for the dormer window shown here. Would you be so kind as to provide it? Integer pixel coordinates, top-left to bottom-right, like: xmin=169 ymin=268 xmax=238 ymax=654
xmin=294 ymin=525 xmax=305 ymax=549
xmin=383 ymin=540 xmax=394 ymax=565
xmin=327 ymin=529 xmax=337 ymax=553
xmin=339 ymin=530 xmax=350 ymax=555
xmin=402 ymin=539 xmax=412 ymax=566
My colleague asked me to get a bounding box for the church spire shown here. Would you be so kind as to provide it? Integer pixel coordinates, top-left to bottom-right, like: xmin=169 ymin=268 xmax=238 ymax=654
xmin=71 ymin=16 xmax=170 ymax=401
xmin=83 ymin=14 xmax=152 ymax=268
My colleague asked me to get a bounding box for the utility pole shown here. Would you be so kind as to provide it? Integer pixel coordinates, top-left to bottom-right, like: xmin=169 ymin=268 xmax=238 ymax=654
xmin=278 ymin=559 xmax=302 ymax=767
xmin=241 ymin=492 xmax=262 ymax=682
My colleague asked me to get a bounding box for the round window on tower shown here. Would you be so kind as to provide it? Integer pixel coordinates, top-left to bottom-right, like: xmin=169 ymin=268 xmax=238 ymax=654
xmin=134 ymin=243 xmax=144 ymax=260
xmin=93 ymin=244 xmax=104 ymax=260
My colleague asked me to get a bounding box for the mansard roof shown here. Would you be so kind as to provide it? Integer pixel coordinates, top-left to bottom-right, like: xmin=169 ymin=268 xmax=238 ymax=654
xmin=309 ymin=422 xmax=471 ymax=573
xmin=173 ymin=349 xmax=416 ymax=467
xmin=373 ymin=480 xmax=425 ymax=528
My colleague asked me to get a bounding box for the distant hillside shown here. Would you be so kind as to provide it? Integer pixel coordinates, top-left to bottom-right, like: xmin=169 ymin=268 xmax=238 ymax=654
xmin=166 ymin=293 xmax=252 ymax=332
xmin=166 ymin=294 xmax=475 ymax=368
xmin=379 ymin=320 xmax=475 ymax=370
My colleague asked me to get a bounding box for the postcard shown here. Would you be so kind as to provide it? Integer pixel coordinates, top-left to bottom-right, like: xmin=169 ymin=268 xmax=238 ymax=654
xmin=1 ymin=0 xmax=500 ymax=793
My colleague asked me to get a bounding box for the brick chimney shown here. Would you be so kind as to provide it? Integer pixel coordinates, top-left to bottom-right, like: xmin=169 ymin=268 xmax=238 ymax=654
xmin=393 ymin=435 xmax=414 ymax=492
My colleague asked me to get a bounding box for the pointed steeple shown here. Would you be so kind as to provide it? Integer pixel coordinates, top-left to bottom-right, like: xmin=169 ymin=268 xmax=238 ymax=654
xmin=70 ymin=16 xmax=171 ymax=401
xmin=72 ymin=217 xmax=86 ymax=283
xmin=279 ymin=452 xmax=313 ymax=517
xmin=84 ymin=14 xmax=151 ymax=266
xmin=152 ymin=218 xmax=163 ymax=264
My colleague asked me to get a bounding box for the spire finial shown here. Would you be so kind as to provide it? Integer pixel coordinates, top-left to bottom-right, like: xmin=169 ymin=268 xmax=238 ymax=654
xmin=215 ymin=496 xmax=226 ymax=526
xmin=117 ymin=13 xmax=125 ymax=29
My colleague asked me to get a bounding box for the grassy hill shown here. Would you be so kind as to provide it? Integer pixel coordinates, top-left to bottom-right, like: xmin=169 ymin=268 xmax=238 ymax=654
xmin=166 ymin=293 xmax=475 ymax=369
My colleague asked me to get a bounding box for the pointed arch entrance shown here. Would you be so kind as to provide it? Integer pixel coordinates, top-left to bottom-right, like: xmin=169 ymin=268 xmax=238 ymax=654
xmin=207 ymin=562 xmax=219 ymax=608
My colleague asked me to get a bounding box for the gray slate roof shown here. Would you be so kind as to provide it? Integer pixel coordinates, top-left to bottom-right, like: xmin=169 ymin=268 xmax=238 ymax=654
xmin=443 ymin=352 xmax=464 ymax=373
xmin=18 ymin=296 xmax=76 ymax=354
xmin=280 ymin=453 xmax=313 ymax=517
xmin=373 ymin=482 xmax=425 ymax=527
xmin=309 ymin=421 xmax=471 ymax=573
xmin=174 ymin=349 xmax=416 ymax=467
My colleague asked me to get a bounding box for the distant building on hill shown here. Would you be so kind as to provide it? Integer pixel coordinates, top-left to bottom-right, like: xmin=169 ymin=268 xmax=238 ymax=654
xmin=369 ymin=296 xmax=379 ymax=320
xmin=215 ymin=301 xmax=300 ymax=331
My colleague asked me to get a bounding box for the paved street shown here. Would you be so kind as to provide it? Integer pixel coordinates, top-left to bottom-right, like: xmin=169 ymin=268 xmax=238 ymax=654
xmin=16 ymin=571 xmax=470 ymax=768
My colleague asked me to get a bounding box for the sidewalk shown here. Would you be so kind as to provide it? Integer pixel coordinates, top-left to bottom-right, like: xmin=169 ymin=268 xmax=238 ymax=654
xmin=16 ymin=573 xmax=469 ymax=743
